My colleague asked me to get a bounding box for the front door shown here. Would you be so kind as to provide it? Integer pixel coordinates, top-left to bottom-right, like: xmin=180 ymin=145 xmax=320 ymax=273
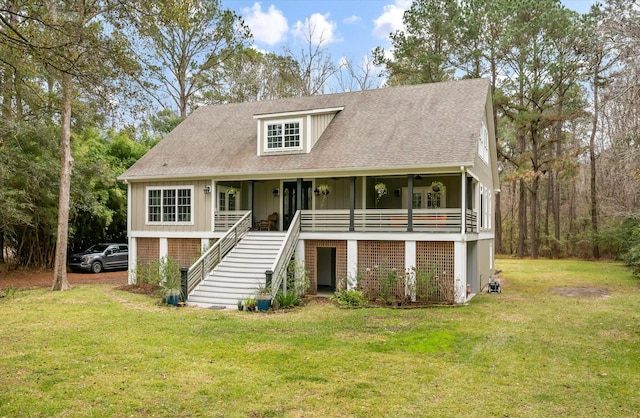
xmin=283 ymin=181 xmax=312 ymax=229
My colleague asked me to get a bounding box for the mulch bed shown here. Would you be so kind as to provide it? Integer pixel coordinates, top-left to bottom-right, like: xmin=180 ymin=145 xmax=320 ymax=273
xmin=0 ymin=267 xmax=128 ymax=289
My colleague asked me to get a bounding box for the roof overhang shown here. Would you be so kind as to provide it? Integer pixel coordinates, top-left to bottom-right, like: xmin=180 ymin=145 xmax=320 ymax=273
xmin=253 ymin=106 xmax=344 ymax=120
xmin=118 ymin=162 xmax=475 ymax=183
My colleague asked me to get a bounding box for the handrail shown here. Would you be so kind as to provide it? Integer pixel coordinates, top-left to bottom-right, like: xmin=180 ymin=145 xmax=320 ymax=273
xmin=465 ymin=209 xmax=478 ymax=232
xmin=300 ymin=208 xmax=463 ymax=233
xmin=186 ymin=211 xmax=252 ymax=296
xmin=268 ymin=210 xmax=301 ymax=297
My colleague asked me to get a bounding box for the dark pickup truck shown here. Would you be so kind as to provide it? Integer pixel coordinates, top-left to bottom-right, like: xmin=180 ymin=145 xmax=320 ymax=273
xmin=69 ymin=243 xmax=128 ymax=273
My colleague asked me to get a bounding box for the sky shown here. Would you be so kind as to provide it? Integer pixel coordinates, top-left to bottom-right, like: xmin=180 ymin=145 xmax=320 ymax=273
xmin=224 ymin=0 xmax=597 ymax=87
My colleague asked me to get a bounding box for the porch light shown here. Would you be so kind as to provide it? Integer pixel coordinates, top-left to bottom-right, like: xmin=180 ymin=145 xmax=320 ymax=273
xmin=203 ymin=185 xmax=211 ymax=194
xmin=394 ymin=188 xmax=401 ymax=197
xmin=273 ymin=188 xmax=279 ymax=197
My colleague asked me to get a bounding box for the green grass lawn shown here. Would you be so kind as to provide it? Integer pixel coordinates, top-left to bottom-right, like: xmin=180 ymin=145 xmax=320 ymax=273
xmin=1 ymin=259 xmax=639 ymax=417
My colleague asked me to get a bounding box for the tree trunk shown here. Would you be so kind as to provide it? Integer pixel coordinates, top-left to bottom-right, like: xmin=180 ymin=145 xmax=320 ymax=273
xmin=530 ymin=175 xmax=539 ymax=259
xmin=0 ymin=230 xmax=4 ymax=264
xmin=490 ymin=52 xmax=502 ymax=254
xmin=52 ymin=72 xmax=73 ymax=291
xmin=590 ymin=56 xmax=601 ymax=259
xmin=517 ymin=126 xmax=527 ymax=258
xmin=545 ymin=174 xmax=551 ymax=243
xmin=510 ymin=181 xmax=516 ymax=255
xmin=530 ymin=128 xmax=540 ymax=259
xmin=518 ymin=178 xmax=527 ymax=257
xmin=553 ymin=119 xmax=562 ymax=241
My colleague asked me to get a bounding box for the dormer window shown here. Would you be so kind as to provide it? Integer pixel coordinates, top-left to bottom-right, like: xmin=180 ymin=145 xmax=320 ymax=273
xmin=265 ymin=119 xmax=302 ymax=152
xmin=254 ymin=107 xmax=343 ymax=156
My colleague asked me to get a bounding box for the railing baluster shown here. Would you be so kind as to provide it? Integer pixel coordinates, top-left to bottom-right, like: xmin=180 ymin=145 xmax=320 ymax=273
xmin=187 ymin=210 xmax=251 ymax=297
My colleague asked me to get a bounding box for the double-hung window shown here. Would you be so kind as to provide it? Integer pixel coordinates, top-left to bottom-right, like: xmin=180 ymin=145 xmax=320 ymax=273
xmin=147 ymin=187 xmax=193 ymax=224
xmin=265 ymin=119 xmax=302 ymax=152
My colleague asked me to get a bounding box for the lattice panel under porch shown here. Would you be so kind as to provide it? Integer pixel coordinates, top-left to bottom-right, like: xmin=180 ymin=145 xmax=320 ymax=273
xmin=168 ymin=238 xmax=201 ymax=269
xmin=416 ymin=241 xmax=455 ymax=302
xmin=357 ymin=241 xmax=405 ymax=301
xmin=136 ymin=238 xmax=159 ymax=267
xmin=304 ymin=240 xmax=347 ymax=294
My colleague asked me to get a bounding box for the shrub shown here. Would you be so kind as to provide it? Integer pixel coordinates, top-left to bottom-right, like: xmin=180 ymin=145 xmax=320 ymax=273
xmin=331 ymin=289 xmax=366 ymax=307
xmin=624 ymin=244 xmax=640 ymax=277
xmin=285 ymin=259 xmax=310 ymax=296
xmin=134 ymin=259 xmax=163 ymax=286
xmin=274 ymin=290 xmax=300 ymax=308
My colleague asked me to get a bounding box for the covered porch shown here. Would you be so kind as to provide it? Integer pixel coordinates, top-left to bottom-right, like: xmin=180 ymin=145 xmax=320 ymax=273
xmin=210 ymin=173 xmax=479 ymax=234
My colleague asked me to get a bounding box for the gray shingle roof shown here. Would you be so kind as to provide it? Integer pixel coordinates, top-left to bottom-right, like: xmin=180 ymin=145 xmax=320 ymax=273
xmin=120 ymin=78 xmax=490 ymax=181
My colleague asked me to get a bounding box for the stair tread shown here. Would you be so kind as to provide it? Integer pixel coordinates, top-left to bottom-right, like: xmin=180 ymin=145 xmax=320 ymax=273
xmin=187 ymin=232 xmax=286 ymax=309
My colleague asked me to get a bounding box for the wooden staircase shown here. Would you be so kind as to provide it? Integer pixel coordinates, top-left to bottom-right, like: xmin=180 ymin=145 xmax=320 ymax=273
xmin=186 ymin=231 xmax=286 ymax=309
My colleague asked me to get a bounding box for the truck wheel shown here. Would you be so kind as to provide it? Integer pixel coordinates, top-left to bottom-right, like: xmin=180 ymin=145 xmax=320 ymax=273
xmin=91 ymin=261 xmax=103 ymax=274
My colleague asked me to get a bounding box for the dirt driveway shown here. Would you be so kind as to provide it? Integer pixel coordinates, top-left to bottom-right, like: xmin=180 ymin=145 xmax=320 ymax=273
xmin=0 ymin=268 xmax=128 ymax=289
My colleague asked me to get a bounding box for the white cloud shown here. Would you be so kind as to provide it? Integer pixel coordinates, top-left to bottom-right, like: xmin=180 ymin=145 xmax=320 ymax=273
xmin=292 ymin=12 xmax=339 ymax=45
xmin=343 ymin=15 xmax=361 ymax=24
xmin=372 ymin=0 xmax=411 ymax=39
xmin=242 ymin=3 xmax=288 ymax=46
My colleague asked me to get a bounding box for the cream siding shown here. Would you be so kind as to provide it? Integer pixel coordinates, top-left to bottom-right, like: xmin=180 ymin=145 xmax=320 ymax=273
xmin=477 ymin=238 xmax=494 ymax=289
xmin=313 ymin=177 xmax=363 ymax=209
xmin=253 ymin=180 xmax=281 ymax=223
xmin=131 ymin=180 xmax=211 ymax=232
xmin=311 ymin=113 xmax=336 ymax=148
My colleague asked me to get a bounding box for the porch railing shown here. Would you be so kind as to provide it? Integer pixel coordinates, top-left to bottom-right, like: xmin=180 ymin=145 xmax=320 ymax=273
xmin=268 ymin=210 xmax=301 ymax=297
xmin=300 ymin=208 xmax=464 ymax=233
xmin=465 ymin=209 xmax=478 ymax=232
xmin=186 ymin=211 xmax=252 ymax=295
xmin=214 ymin=210 xmax=249 ymax=231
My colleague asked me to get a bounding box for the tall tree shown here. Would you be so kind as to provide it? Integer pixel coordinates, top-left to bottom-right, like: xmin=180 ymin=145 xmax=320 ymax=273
xmin=336 ymin=54 xmax=381 ymax=92
xmin=131 ymin=0 xmax=251 ymax=117
xmin=284 ymin=23 xmax=337 ymax=96
xmin=198 ymin=47 xmax=303 ymax=104
xmin=0 ymin=0 xmax=138 ymax=288
xmin=373 ymin=0 xmax=461 ymax=85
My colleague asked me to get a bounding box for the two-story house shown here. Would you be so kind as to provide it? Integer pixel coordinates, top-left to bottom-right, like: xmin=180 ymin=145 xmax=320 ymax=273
xmin=119 ymin=78 xmax=499 ymax=308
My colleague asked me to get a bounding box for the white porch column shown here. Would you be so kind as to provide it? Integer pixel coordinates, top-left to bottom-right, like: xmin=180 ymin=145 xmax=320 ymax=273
xmin=405 ymin=240 xmax=417 ymax=301
xmin=128 ymin=237 xmax=137 ymax=285
xmin=126 ymin=181 xmax=133 ymax=283
xmin=295 ymin=239 xmax=305 ymax=268
xmin=347 ymin=240 xmax=358 ymax=290
xmin=454 ymin=241 xmax=467 ymax=304
xmin=159 ymin=238 xmax=168 ymax=260
xmin=201 ymin=238 xmax=210 ymax=254
xmin=211 ymin=180 xmax=217 ymax=232
xmin=461 ymin=168 xmax=467 ymax=233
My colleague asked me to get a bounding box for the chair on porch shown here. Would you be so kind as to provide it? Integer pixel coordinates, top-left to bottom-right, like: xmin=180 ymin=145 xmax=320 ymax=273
xmin=258 ymin=212 xmax=278 ymax=231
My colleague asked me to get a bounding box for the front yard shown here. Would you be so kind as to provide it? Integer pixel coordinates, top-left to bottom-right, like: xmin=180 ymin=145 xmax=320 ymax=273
xmin=1 ymin=258 xmax=638 ymax=417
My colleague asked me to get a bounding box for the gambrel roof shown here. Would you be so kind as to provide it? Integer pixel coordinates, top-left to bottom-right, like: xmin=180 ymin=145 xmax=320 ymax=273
xmin=120 ymin=78 xmax=493 ymax=181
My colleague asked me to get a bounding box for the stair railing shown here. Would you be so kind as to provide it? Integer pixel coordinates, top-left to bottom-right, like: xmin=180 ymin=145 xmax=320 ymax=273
xmin=186 ymin=211 xmax=252 ymax=296
xmin=267 ymin=210 xmax=301 ymax=297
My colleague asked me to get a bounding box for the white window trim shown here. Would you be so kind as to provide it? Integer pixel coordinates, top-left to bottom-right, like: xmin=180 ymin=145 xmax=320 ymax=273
xmin=263 ymin=118 xmax=303 ymax=153
xmin=479 ymin=123 xmax=489 ymax=165
xmin=401 ymin=186 xmax=447 ymax=209
xmin=145 ymin=185 xmax=194 ymax=226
